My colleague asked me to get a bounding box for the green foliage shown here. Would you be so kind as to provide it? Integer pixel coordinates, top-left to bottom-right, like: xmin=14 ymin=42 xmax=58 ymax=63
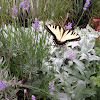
xmin=91 ymin=39 xmax=100 ymax=86
xmin=9 ymin=54 xmax=25 ymax=78
xmin=0 ymin=0 xmax=100 ymax=100
xmin=89 ymin=39 xmax=100 ymax=100
xmin=89 ymin=0 xmax=100 ymax=18
xmin=35 ymin=0 xmax=72 ymax=24
xmin=94 ymin=39 xmax=100 ymax=57
xmin=95 ymin=47 xmax=100 ymax=57
xmin=0 ymin=0 xmax=100 ymax=27
xmin=90 ymin=59 xmax=100 ymax=88
xmin=0 ymin=23 xmax=54 ymax=99
xmin=70 ymin=0 xmax=85 ymax=25
xmin=91 ymin=73 xmax=100 ymax=87
xmin=0 ymin=0 xmax=73 ymax=26
xmin=89 ymin=60 xmax=100 ymax=100
xmin=44 ymin=25 xmax=100 ymax=100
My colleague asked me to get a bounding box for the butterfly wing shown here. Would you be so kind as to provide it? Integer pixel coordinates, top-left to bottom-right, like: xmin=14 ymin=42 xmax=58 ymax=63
xmin=61 ymin=30 xmax=81 ymax=42
xmin=45 ymin=24 xmax=64 ymax=40
xmin=45 ymin=24 xmax=65 ymax=45
xmin=45 ymin=24 xmax=80 ymax=45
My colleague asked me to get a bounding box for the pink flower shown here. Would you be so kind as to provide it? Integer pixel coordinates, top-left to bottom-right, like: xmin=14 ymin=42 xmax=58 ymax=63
xmin=0 ymin=7 xmax=1 ymax=9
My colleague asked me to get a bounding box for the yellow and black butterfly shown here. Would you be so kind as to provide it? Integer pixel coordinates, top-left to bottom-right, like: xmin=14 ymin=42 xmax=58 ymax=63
xmin=45 ymin=24 xmax=81 ymax=46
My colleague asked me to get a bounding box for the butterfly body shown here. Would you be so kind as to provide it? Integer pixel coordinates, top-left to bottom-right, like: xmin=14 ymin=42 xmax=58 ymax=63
xmin=45 ymin=24 xmax=81 ymax=46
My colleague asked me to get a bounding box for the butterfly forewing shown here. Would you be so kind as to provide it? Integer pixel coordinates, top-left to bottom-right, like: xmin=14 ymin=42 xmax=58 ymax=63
xmin=61 ymin=30 xmax=80 ymax=42
xmin=46 ymin=25 xmax=64 ymax=41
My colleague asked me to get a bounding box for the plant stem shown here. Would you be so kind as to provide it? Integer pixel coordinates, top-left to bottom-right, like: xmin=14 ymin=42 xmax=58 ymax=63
xmin=15 ymin=83 xmax=57 ymax=99
xmin=24 ymin=89 xmax=26 ymax=100
xmin=75 ymin=10 xmax=85 ymax=28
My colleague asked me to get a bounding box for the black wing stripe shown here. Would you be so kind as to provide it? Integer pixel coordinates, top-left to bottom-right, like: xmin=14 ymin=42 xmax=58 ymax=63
xmin=68 ymin=30 xmax=71 ymax=34
xmin=59 ymin=26 xmax=61 ymax=30
xmin=71 ymin=32 xmax=74 ymax=35
xmin=45 ymin=25 xmax=57 ymax=39
xmin=55 ymin=25 xmax=57 ymax=29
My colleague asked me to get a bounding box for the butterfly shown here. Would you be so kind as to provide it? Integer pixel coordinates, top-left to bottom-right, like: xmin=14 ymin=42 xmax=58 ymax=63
xmin=45 ymin=24 xmax=81 ymax=46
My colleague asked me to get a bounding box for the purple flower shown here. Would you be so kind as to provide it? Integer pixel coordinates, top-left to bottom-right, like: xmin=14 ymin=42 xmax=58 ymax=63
xmin=0 ymin=81 xmax=7 ymax=91
xmin=49 ymin=80 xmax=55 ymax=90
xmin=20 ymin=0 xmax=30 ymax=10
xmin=32 ymin=95 xmax=36 ymax=100
xmin=0 ymin=80 xmax=21 ymax=91
xmin=44 ymin=5 xmax=46 ymax=12
xmin=34 ymin=18 xmax=39 ymax=30
xmin=0 ymin=7 xmax=1 ymax=9
xmin=65 ymin=22 xmax=72 ymax=30
xmin=83 ymin=0 xmax=90 ymax=11
xmin=24 ymin=2 xmax=30 ymax=10
xmin=18 ymin=80 xmax=22 ymax=84
xmin=34 ymin=18 xmax=39 ymax=23
xmin=52 ymin=12 xmax=54 ymax=16
xmin=12 ymin=6 xmax=18 ymax=19
xmin=67 ymin=49 xmax=77 ymax=59
xmin=20 ymin=2 xmax=24 ymax=7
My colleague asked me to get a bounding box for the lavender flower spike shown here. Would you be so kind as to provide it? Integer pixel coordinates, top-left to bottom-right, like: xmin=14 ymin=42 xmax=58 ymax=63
xmin=12 ymin=6 xmax=18 ymax=19
xmin=32 ymin=95 xmax=36 ymax=100
xmin=52 ymin=12 xmax=54 ymax=16
xmin=66 ymin=13 xmax=69 ymax=20
xmin=65 ymin=22 xmax=72 ymax=30
xmin=19 ymin=0 xmax=30 ymax=10
xmin=83 ymin=0 xmax=90 ymax=11
xmin=0 ymin=81 xmax=7 ymax=91
xmin=49 ymin=80 xmax=55 ymax=90
xmin=34 ymin=18 xmax=39 ymax=30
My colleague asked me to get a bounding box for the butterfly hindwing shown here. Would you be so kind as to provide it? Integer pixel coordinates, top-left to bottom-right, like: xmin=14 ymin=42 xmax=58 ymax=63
xmin=61 ymin=30 xmax=80 ymax=42
xmin=45 ymin=24 xmax=81 ymax=45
